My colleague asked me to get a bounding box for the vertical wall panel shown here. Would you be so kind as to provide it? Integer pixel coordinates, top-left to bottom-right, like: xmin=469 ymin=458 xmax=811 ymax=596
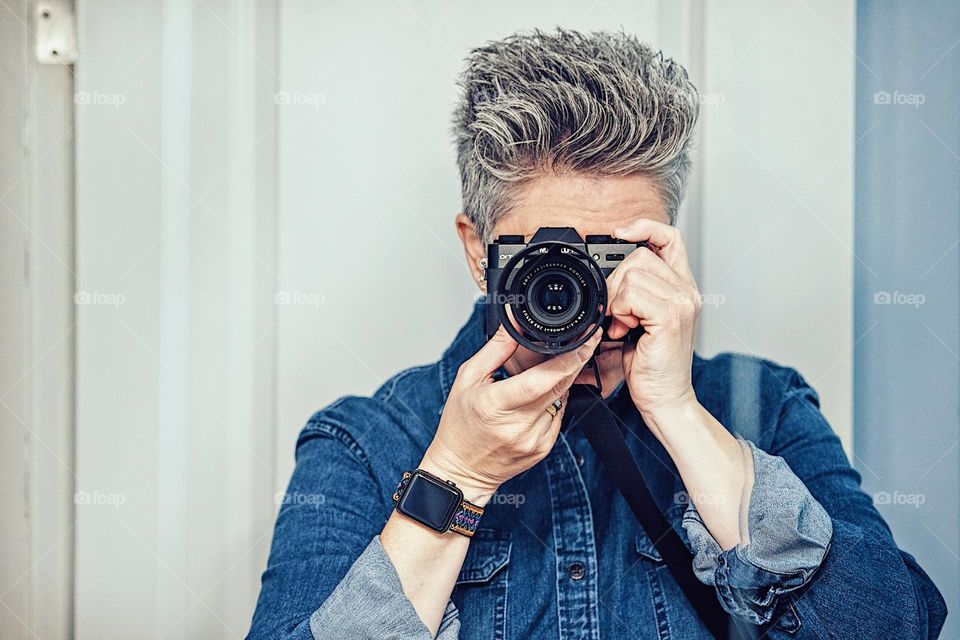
xmin=855 ymin=1 xmax=960 ymax=636
xmin=1 ymin=3 xmax=36 ymax=638
xmin=27 ymin=18 xmax=77 ymax=640
xmin=74 ymin=1 xmax=277 ymax=637
xmin=76 ymin=0 xmax=164 ymax=632
xmin=697 ymin=0 xmax=856 ymax=450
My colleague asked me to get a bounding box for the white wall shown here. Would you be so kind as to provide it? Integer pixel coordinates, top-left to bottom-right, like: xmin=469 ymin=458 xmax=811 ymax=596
xmin=5 ymin=1 xmax=854 ymax=637
xmin=74 ymin=1 xmax=277 ymax=638
xmin=696 ymin=0 xmax=855 ymax=448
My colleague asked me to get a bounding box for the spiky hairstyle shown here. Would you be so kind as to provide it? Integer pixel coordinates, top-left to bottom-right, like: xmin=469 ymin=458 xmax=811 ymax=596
xmin=452 ymin=29 xmax=700 ymax=240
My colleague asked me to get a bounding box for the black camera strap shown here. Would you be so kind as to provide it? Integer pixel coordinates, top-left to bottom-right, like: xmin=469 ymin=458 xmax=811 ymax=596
xmin=563 ymin=383 xmax=745 ymax=640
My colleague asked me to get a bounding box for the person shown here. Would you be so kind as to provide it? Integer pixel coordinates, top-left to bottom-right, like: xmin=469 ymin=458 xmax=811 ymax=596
xmin=247 ymin=29 xmax=947 ymax=640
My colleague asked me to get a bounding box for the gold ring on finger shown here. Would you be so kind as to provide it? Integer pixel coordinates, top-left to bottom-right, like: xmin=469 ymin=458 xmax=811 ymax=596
xmin=545 ymin=398 xmax=563 ymax=417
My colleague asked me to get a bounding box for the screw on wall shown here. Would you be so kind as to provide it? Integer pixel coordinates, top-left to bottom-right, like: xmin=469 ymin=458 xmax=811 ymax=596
xmin=35 ymin=1 xmax=76 ymax=64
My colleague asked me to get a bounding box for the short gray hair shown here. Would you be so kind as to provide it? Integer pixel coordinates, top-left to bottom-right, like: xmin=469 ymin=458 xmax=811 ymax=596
xmin=452 ymin=29 xmax=700 ymax=241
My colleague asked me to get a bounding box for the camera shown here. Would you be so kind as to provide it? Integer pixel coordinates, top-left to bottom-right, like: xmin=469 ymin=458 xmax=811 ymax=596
xmin=484 ymin=227 xmax=647 ymax=354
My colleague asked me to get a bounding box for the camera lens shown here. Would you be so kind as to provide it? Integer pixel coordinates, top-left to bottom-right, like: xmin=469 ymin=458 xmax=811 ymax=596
xmin=488 ymin=228 xmax=619 ymax=354
xmin=501 ymin=244 xmax=604 ymax=352
xmin=527 ymin=270 xmax=582 ymax=326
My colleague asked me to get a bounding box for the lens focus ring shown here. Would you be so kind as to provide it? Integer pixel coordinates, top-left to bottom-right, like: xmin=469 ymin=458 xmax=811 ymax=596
xmin=502 ymin=243 xmax=604 ymax=348
xmin=519 ymin=261 xmax=587 ymax=334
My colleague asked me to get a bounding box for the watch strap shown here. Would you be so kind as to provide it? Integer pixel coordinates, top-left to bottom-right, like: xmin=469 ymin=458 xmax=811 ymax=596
xmin=393 ymin=470 xmax=485 ymax=537
xmin=449 ymin=500 xmax=484 ymax=537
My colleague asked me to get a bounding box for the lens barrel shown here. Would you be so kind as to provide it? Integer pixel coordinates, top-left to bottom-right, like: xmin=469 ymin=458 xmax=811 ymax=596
xmin=497 ymin=241 xmax=607 ymax=354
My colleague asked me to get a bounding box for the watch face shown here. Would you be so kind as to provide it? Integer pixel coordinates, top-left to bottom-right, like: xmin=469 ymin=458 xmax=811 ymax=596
xmin=396 ymin=472 xmax=462 ymax=532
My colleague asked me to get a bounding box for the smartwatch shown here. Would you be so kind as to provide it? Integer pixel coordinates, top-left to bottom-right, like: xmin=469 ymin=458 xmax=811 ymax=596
xmin=392 ymin=469 xmax=484 ymax=537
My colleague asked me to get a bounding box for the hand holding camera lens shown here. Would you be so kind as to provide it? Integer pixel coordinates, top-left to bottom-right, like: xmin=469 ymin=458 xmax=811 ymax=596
xmin=420 ymin=326 xmax=602 ymax=505
xmin=608 ymin=218 xmax=702 ymax=431
xmin=444 ymin=220 xmax=702 ymax=498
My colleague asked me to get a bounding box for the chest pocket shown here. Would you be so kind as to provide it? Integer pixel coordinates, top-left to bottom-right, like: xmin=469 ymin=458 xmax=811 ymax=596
xmin=451 ymin=529 xmax=512 ymax=640
xmin=636 ymin=530 xmax=665 ymax=562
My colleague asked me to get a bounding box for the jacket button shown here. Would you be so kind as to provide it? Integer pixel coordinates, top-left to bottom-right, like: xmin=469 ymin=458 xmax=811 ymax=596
xmin=576 ymin=453 xmax=585 ymax=467
xmin=569 ymin=562 xmax=586 ymax=581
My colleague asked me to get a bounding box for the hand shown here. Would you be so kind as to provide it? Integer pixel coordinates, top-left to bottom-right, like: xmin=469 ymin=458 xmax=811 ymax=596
xmin=421 ymin=326 xmax=601 ymax=505
xmin=607 ymin=219 xmax=702 ymax=432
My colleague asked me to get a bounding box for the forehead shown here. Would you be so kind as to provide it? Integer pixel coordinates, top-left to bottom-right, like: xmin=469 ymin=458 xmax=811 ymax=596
xmin=496 ymin=172 xmax=670 ymax=237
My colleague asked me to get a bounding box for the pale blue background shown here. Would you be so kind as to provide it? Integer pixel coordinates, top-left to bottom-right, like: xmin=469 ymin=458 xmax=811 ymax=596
xmin=856 ymin=1 xmax=960 ymax=637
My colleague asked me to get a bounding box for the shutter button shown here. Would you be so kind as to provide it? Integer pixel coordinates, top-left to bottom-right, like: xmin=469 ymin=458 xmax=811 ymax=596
xmin=569 ymin=562 xmax=586 ymax=581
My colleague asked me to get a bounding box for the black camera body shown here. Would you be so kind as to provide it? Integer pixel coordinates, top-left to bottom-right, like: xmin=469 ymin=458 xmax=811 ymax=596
xmin=484 ymin=227 xmax=646 ymax=354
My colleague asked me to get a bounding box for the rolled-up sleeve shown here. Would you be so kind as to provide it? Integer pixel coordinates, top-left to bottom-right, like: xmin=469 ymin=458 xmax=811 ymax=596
xmin=681 ymin=439 xmax=833 ymax=625
xmin=248 ymin=417 xmax=461 ymax=640
xmin=310 ymin=536 xmax=460 ymax=639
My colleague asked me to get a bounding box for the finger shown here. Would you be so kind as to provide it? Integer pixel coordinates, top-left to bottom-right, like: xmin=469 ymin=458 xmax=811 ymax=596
xmin=498 ymin=333 xmax=599 ymax=409
xmin=608 ymin=245 xmax=687 ymax=293
xmin=608 ymin=266 xmax=680 ymax=308
xmin=535 ymin=391 xmax=568 ymax=441
xmin=526 ymin=344 xmax=599 ymax=414
xmin=607 ymin=284 xmax=671 ymax=340
xmin=526 ymin=395 xmax=561 ymax=435
xmin=520 ymin=384 xmax=569 ymax=446
xmin=549 ymin=388 xmax=571 ymax=427
xmin=462 ymin=325 xmax=519 ymax=382
xmin=512 ymin=399 xmax=566 ymax=462
xmin=612 ymin=218 xmax=695 ymax=283
xmin=621 ymin=339 xmax=636 ymax=374
xmin=494 ymin=330 xmax=601 ymax=409
xmin=537 ymin=386 xmax=569 ymax=423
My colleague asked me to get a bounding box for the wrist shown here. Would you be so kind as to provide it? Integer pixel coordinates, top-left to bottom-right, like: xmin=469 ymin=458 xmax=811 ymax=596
xmin=638 ymin=389 xmax=703 ymax=443
xmin=419 ymin=448 xmax=500 ymax=507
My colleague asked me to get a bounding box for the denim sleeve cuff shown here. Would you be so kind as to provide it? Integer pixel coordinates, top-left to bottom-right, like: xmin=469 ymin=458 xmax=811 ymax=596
xmin=310 ymin=535 xmax=461 ymax=639
xmin=681 ymin=439 xmax=833 ymax=625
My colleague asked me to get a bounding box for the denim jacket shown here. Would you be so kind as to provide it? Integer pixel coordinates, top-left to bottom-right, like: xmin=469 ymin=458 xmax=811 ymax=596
xmin=248 ymin=303 xmax=946 ymax=639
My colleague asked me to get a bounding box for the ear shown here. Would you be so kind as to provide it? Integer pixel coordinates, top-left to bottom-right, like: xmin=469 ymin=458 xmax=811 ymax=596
xmin=456 ymin=213 xmax=487 ymax=292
